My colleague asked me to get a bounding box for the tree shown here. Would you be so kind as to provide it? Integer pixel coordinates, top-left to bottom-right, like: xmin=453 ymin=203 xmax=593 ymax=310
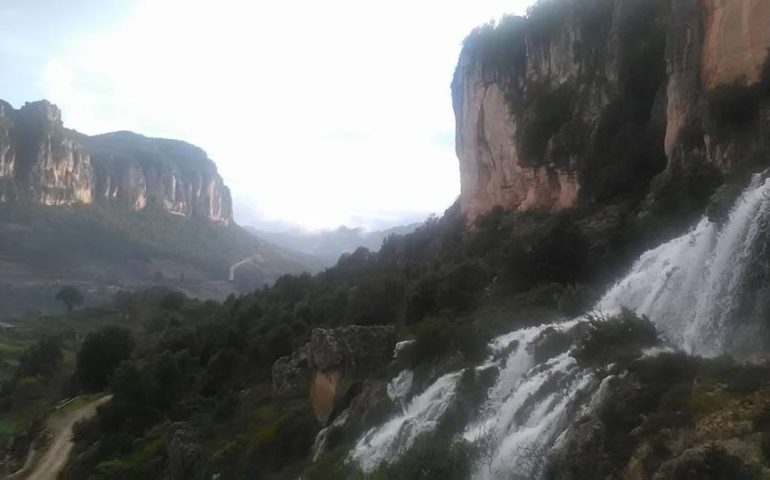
xmin=76 ymin=326 xmax=135 ymax=391
xmin=56 ymin=286 xmax=85 ymax=312
xmin=17 ymin=336 xmax=63 ymax=378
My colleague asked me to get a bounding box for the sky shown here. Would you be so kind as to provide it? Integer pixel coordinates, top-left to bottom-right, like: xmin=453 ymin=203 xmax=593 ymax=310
xmin=0 ymin=0 xmax=534 ymax=231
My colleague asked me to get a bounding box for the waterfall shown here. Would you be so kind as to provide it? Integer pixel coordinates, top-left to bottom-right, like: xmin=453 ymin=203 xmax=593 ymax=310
xmin=599 ymin=173 xmax=770 ymax=356
xmin=346 ymin=174 xmax=770 ymax=477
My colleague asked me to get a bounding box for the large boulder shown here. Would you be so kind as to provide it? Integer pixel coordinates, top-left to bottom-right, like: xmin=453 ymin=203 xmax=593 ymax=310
xmin=309 ymin=326 xmax=396 ymax=425
xmin=309 ymin=325 xmax=396 ymax=372
xmin=166 ymin=423 xmax=206 ymax=480
xmin=271 ymin=325 xmax=397 ymax=425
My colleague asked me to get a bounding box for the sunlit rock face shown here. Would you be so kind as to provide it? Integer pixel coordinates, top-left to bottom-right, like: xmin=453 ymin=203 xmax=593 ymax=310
xmin=0 ymin=102 xmax=16 ymax=204
xmin=0 ymin=100 xmax=94 ymax=205
xmin=453 ymin=0 xmax=770 ymax=222
xmin=87 ymin=131 xmax=234 ymax=224
xmin=0 ymin=100 xmax=233 ymax=224
xmin=701 ymin=0 xmax=770 ymax=90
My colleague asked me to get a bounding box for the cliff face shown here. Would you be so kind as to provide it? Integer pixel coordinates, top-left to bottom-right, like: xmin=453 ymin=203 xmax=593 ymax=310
xmin=0 ymin=100 xmax=233 ymax=224
xmin=453 ymin=0 xmax=770 ymax=222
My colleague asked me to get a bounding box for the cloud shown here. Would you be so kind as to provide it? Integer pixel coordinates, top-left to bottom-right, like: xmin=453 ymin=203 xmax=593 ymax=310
xmin=34 ymin=0 xmax=534 ymax=229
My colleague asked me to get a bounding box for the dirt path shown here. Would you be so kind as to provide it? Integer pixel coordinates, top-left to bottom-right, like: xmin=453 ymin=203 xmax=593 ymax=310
xmin=11 ymin=395 xmax=111 ymax=480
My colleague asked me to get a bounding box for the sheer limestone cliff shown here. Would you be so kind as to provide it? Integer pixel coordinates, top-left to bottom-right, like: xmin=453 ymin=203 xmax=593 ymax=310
xmin=453 ymin=0 xmax=770 ymax=222
xmin=0 ymin=99 xmax=233 ymax=224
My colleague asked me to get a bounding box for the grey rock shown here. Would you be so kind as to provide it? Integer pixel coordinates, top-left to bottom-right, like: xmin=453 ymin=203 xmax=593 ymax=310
xmin=272 ymin=344 xmax=310 ymax=397
xmin=309 ymin=325 xmax=396 ymax=373
xmin=166 ymin=422 xmax=206 ymax=480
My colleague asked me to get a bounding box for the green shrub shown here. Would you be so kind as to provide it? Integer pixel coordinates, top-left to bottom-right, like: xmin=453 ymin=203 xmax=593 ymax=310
xmin=556 ymin=284 xmax=596 ymax=316
xmin=725 ymin=365 xmax=770 ymax=393
xmin=13 ymin=376 xmax=45 ymax=400
xmin=574 ymin=309 xmax=658 ymax=366
xmin=16 ymin=336 xmax=63 ymax=378
xmin=408 ymin=317 xmax=488 ymax=367
xmin=672 ymin=446 xmax=760 ymax=480
xmin=345 ymin=273 xmax=406 ymax=326
xmin=435 ymin=261 xmax=489 ymax=314
xmin=76 ymin=326 xmax=135 ymax=392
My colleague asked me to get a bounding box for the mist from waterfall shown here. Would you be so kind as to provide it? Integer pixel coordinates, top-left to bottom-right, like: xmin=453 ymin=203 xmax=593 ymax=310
xmin=348 ymin=173 xmax=770 ymax=478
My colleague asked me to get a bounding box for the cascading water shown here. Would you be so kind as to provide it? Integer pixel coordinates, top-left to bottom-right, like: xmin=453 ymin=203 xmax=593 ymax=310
xmin=599 ymin=173 xmax=770 ymax=356
xmin=347 ymin=173 xmax=770 ymax=478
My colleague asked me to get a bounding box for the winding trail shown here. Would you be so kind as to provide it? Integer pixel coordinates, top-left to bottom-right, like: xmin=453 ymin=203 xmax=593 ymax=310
xmin=10 ymin=395 xmax=111 ymax=480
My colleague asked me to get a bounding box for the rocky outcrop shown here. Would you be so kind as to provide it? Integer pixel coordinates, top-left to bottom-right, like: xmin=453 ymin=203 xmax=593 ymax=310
xmin=272 ymin=344 xmax=311 ymax=397
xmin=272 ymin=325 xmax=396 ymax=425
xmin=453 ymin=0 xmax=770 ymax=222
xmin=308 ymin=326 xmax=396 ymax=424
xmin=166 ymin=423 xmax=207 ymax=480
xmin=0 ymin=100 xmax=233 ymax=224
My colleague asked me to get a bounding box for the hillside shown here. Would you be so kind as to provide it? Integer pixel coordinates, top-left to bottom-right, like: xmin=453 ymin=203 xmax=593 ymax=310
xmin=0 ymin=100 xmax=322 ymax=315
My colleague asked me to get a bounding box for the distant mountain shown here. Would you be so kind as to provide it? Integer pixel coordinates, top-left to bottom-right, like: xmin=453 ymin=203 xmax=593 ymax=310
xmin=0 ymin=100 xmax=232 ymax=223
xmin=0 ymin=99 xmax=322 ymax=315
xmin=249 ymin=223 xmax=421 ymax=265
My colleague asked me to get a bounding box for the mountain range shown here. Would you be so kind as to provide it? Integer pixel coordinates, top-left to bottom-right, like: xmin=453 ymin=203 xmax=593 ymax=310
xmin=0 ymin=100 xmax=322 ymax=315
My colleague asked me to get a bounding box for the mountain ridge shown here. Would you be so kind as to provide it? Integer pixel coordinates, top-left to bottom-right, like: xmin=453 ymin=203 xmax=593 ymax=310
xmin=0 ymin=99 xmax=233 ymax=224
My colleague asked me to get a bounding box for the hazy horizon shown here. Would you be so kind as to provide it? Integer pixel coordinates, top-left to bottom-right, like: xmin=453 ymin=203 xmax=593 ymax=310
xmin=0 ymin=0 xmax=535 ymax=230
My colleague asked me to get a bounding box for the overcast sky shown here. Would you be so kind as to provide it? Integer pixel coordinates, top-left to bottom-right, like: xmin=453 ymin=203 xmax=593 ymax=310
xmin=0 ymin=0 xmax=534 ymax=230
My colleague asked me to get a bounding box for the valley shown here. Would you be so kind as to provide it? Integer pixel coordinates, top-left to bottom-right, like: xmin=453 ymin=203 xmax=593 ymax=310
xmin=1 ymin=0 xmax=770 ymax=478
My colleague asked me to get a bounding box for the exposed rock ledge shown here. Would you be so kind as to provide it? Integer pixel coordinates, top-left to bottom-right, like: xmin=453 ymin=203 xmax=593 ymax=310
xmin=272 ymin=325 xmax=396 ymax=425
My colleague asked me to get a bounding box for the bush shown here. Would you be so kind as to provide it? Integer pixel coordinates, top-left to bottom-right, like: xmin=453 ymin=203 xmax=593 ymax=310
xmin=13 ymin=376 xmax=45 ymax=400
xmin=345 ymin=273 xmax=406 ymax=326
xmin=405 ymin=273 xmax=440 ymax=324
xmin=435 ymin=261 xmax=489 ymax=314
xmin=556 ymin=284 xmax=596 ymax=316
xmin=56 ymin=285 xmax=85 ymax=312
xmin=672 ymin=446 xmax=760 ymax=480
xmin=574 ymin=309 xmax=658 ymax=366
xmin=408 ymin=317 xmax=488 ymax=367
xmin=76 ymin=326 xmax=135 ymax=392
xmin=17 ymin=336 xmax=63 ymax=378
